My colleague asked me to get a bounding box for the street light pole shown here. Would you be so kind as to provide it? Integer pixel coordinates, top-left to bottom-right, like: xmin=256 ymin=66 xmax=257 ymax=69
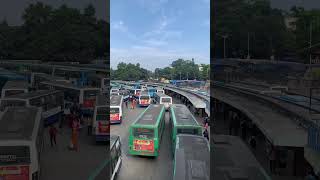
xmin=247 ymin=32 xmax=250 ymax=59
xmin=216 ymin=33 xmax=229 ymax=59
xmin=310 ymin=22 xmax=313 ymax=66
xmin=222 ymin=35 xmax=228 ymax=59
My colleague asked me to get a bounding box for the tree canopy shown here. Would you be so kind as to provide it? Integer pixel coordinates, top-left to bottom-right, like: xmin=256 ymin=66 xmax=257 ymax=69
xmin=111 ymin=62 xmax=151 ymax=81
xmin=0 ymin=2 xmax=108 ymax=63
xmin=111 ymin=59 xmax=209 ymax=81
xmin=214 ymin=0 xmax=320 ymax=63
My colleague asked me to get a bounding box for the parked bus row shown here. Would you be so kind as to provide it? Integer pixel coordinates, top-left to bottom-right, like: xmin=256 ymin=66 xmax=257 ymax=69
xmin=40 ymin=80 xmax=100 ymax=116
xmin=0 ymin=90 xmax=64 ymax=126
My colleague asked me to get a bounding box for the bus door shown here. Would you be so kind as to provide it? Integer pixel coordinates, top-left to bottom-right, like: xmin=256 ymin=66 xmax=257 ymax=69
xmin=0 ymin=146 xmax=32 ymax=180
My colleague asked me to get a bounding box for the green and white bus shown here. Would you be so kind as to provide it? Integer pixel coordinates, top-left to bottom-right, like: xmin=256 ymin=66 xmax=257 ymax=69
xmin=173 ymin=134 xmax=210 ymax=180
xmin=128 ymin=104 xmax=165 ymax=157
xmin=169 ymin=104 xmax=202 ymax=154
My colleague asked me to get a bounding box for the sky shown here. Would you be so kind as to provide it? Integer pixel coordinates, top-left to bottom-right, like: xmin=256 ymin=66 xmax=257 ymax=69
xmin=0 ymin=0 xmax=108 ymax=25
xmin=110 ymin=0 xmax=210 ymax=71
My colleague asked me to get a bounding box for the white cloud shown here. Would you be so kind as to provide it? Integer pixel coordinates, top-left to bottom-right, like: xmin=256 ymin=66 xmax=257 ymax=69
xmin=111 ymin=20 xmax=128 ymax=32
xmin=143 ymin=39 xmax=168 ymax=46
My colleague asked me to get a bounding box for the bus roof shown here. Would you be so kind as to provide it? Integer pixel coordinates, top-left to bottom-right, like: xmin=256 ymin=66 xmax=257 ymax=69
xmin=134 ymin=104 xmax=164 ymax=126
xmin=174 ymin=134 xmax=209 ymax=180
xmin=96 ymin=94 xmax=108 ymax=106
xmin=41 ymin=80 xmax=100 ymax=90
xmin=155 ymin=92 xmax=171 ymax=98
xmin=2 ymin=80 xmax=29 ymax=90
xmin=110 ymin=95 xmax=122 ymax=106
xmin=0 ymin=107 xmax=41 ymax=141
xmin=171 ymin=104 xmax=200 ymax=126
xmin=3 ymin=90 xmax=61 ymax=100
xmin=139 ymin=91 xmax=149 ymax=96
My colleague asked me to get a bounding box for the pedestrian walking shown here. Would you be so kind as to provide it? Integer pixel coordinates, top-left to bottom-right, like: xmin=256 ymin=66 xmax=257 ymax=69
xmin=87 ymin=116 xmax=92 ymax=136
xmin=249 ymin=135 xmax=256 ymax=149
xmin=203 ymin=128 xmax=209 ymax=141
xmin=131 ymin=99 xmax=134 ymax=109
xmin=305 ymin=169 xmax=317 ymax=180
xmin=71 ymin=119 xmax=80 ymax=151
xmin=203 ymin=116 xmax=209 ymax=127
xmin=49 ymin=124 xmax=58 ymax=147
xmin=125 ymin=100 xmax=128 ymax=108
xmin=241 ymin=120 xmax=247 ymax=139
xmin=133 ymin=99 xmax=136 ymax=109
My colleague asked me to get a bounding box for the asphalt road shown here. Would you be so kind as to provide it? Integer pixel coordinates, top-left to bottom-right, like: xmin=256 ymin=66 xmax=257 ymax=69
xmin=111 ymin=103 xmax=173 ymax=180
xmin=40 ymin=96 xmax=207 ymax=180
xmin=111 ymin=98 xmax=207 ymax=180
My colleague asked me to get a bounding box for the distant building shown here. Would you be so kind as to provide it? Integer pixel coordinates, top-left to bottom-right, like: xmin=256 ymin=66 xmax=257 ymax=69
xmin=198 ymin=64 xmax=204 ymax=72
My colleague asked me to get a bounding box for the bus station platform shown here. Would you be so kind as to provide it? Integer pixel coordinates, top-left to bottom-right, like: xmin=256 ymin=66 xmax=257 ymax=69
xmin=164 ymin=86 xmax=209 ymax=117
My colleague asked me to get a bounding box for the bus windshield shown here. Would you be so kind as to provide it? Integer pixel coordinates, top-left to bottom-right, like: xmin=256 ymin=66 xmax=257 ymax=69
xmin=177 ymin=128 xmax=199 ymax=135
xmin=4 ymin=90 xmax=25 ymax=97
xmin=110 ymin=108 xmax=120 ymax=114
xmin=133 ymin=128 xmax=154 ymax=139
xmin=140 ymin=96 xmax=149 ymax=100
xmin=96 ymin=107 xmax=108 ymax=121
xmin=84 ymin=90 xmax=98 ymax=99
xmin=161 ymin=98 xmax=171 ymax=103
xmin=1 ymin=100 xmax=26 ymax=110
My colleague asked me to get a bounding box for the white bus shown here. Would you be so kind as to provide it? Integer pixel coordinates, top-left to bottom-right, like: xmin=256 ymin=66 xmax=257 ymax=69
xmin=110 ymin=88 xmax=119 ymax=94
xmin=93 ymin=95 xmax=109 ymax=142
xmin=156 ymin=88 xmax=164 ymax=94
xmin=154 ymin=92 xmax=172 ymax=110
xmin=0 ymin=90 xmax=64 ymax=126
xmin=110 ymin=135 xmax=122 ymax=180
xmin=110 ymin=95 xmax=123 ymax=124
xmin=40 ymin=81 xmax=100 ymax=116
xmin=0 ymin=107 xmax=44 ymax=180
xmin=1 ymin=80 xmax=29 ymax=98
xmin=138 ymin=91 xmax=151 ymax=107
